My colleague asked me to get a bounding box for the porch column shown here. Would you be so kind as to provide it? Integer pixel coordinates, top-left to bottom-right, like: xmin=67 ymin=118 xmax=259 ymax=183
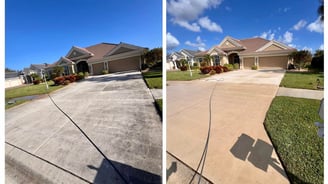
xmin=240 ymin=57 xmax=244 ymax=69
xmin=90 ymin=64 xmax=94 ymax=75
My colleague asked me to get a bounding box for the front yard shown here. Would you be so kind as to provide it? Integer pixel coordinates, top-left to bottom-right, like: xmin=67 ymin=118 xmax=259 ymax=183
xmin=280 ymin=72 xmax=324 ymax=90
xmin=5 ymin=81 xmax=64 ymax=109
xmin=167 ymin=70 xmax=211 ymax=81
xmin=264 ymin=97 xmax=323 ymax=184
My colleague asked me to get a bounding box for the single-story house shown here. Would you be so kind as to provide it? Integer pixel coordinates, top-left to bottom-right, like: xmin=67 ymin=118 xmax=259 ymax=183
xmin=5 ymin=72 xmax=25 ymax=88
xmin=195 ymin=36 xmax=296 ymax=69
xmin=45 ymin=42 xmax=148 ymax=76
xmin=23 ymin=64 xmax=47 ymax=83
xmin=167 ymin=49 xmax=199 ymax=70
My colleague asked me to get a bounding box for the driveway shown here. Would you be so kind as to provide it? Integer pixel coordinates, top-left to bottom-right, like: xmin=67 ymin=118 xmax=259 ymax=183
xmin=6 ymin=71 xmax=162 ymax=183
xmin=166 ymin=69 xmax=289 ymax=184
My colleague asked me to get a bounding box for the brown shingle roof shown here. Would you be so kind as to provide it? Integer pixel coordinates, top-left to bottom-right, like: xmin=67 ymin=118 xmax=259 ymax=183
xmin=238 ymin=37 xmax=270 ymax=53
xmin=85 ymin=43 xmax=118 ymax=61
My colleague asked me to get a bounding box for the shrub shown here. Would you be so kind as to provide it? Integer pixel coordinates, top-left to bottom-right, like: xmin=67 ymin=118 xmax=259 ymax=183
xmin=54 ymin=76 xmax=65 ymax=85
xmin=222 ymin=66 xmax=229 ymax=72
xmin=63 ymin=80 xmax=70 ymax=85
xmin=233 ymin=63 xmax=240 ymax=70
xmin=102 ymin=70 xmax=109 ymax=75
xmin=141 ymin=63 xmax=149 ymax=70
xmin=200 ymin=66 xmax=211 ymax=74
xmin=224 ymin=64 xmax=234 ymax=71
xmin=84 ymin=72 xmax=89 ymax=78
xmin=33 ymin=79 xmax=40 ymax=85
xmin=213 ymin=66 xmax=222 ymax=74
xmin=251 ymin=65 xmax=258 ymax=70
xmin=200 ymin=61 xmax=208 ymax=67
xmin=191 ymin=66 xmax=199 ymax=70
xmin=180 ymin=66 xmax=187 ymax=71
xmin=77 ymin=72 xmax=85 ymax=80
xmin=209 ymin=69 xmax=216 ymax=75
xmin=193 ymin=62 xmax=198 ymax=67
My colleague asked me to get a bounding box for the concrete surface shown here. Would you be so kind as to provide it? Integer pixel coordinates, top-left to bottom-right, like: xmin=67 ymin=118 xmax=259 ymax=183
xmin=150 ymin=89 xmax=163 ymax=99
xmin=277 ymin=87 xmax=324 ymax=100
xmin=167 ymin=69 xmax=289 ymax=184
xmin=5 ymin=71 xmax=162 ymax=183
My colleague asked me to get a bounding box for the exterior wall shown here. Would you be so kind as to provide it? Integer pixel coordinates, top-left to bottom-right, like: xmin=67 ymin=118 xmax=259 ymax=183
xmin=221 ymin=56 xmax=229 ymax=65
xmin=92 ymin=63 xmax=105 ymax=75
xmin=108 ymin=56 xmax=140 ymax=73
xmin=5 ymin=77 xmax=24 ymax=88
xmin=243 ymin=57 xmax=255 ymax=69
xmin=259 ymin=56 xmax=288 ymax=69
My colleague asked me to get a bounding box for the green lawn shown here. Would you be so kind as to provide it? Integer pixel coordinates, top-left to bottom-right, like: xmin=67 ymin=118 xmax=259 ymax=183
xmin=5 ymin=81 xmax=64 ymax=109
xmin=142 ymin=70 xmax=162 ymax=89
xmin=155 ymin=99 xmax=162 ymax=113
xmin=167 ymin=70 xmax=210 ymax=81
xmin=280 ymin=72 xmax=324 ymax=90
xmin=264 ymin=96 xmax=323 ymax=184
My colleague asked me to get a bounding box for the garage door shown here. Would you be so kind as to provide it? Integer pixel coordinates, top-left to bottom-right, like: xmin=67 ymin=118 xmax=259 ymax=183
xmin=108 ymin=56 xmax=140 ymax=73
xmin=259 ymin=56 xmax=288 ymax=69
xmin=243 ymin=57 xmax=255 ymax=69
xmin=92 ymin=63 xmax=104 ymax=75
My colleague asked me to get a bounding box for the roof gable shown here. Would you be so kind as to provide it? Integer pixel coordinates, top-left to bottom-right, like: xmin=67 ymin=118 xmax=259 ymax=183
xmin=105 ymin=42 xmax=146 ymax=56
xmin=56 ymin=57 xmax=73 ymax=65
xmin=218 ymin=36 xmax=244 ymax=49
xmin=256 ymin=40 xmax=294 ymax=52
xmin=66 ymin=46 xmax=93 ymax=60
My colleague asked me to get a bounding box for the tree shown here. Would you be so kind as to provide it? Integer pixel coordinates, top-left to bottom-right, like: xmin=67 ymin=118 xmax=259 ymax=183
xmin=52 ymin=66 xmax=64 ymax=78
xmin=144 ymin=47 xmax=162 ymax=65
xmin=311 ymin=49 xmax=324 ymax=71
xmin=288 ymin=50 xmax=312 ymax=69
xmin=203 ymin=54 xmax=212 ymax=66
xmin=318 ymin=0 xmax=324 ymax=21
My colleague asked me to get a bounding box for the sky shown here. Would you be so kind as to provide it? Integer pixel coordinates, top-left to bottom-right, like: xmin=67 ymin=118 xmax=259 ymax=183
xmin=166 ymin=0 xmax=324 ymax=54
xmin=5 ymin=0 xmax=162 ymax=71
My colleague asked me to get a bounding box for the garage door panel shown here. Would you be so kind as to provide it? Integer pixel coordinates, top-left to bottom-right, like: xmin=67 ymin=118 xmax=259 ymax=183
xmin=259 ymin=56 xmax=288 ymax=69
xmin=243 ymin=57 xmax=254 ymax=69
xmin=108 ymin=56 xmax=140 ymax=73
xmin=92 ymin=63 xmax=104 ymax=75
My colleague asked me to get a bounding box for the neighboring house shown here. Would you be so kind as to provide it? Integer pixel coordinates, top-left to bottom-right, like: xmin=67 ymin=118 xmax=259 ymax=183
xmin=167 ymin=49 xmax=199 ymax=70
xmin=195 ymin=36 xmax=296 ymax=69
xmin=45 ymin=42 xmax=148 ymax=76
xmin=5 ymin=72 xmax=24 ymax=88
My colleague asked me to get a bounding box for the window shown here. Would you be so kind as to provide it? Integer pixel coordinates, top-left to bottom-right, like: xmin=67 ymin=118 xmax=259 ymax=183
xmin=214 ymin=55 xmax=220 ymax=66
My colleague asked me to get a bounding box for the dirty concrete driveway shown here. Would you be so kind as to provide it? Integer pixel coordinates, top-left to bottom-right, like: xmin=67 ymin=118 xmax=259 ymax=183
xmin=166 ymin=69 xmax=289 ymax=184
xmin=6 ymin=71 xmax=162 ymax=183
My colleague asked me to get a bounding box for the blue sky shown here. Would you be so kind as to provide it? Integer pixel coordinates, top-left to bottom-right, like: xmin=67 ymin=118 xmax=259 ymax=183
xmin=167 ymin=0 xmax=324 ymax=54
xmin=6 ymin=0 xmax=162 ymax=70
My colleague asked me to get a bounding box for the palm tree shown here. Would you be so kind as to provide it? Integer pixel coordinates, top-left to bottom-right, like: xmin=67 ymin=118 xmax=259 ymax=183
xmin=204 ymin=54 xmax=212 ymax=66
xmin=318 ymin=0 xmax=324 ymax=21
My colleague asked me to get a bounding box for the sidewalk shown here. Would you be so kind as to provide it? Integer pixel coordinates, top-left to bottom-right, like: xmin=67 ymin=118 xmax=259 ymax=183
xmin=276 ymin=87 xmax=324 ymax=100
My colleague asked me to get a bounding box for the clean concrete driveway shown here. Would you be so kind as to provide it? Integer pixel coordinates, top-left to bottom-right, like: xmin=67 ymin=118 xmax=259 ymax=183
xmin=6 ymin=71 xmax=162 ymax=184
xmin=167 ymin=69 xmax=289 ymax=184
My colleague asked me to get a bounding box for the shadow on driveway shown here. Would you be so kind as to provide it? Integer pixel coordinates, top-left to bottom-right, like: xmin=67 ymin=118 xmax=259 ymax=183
xmin=85 ymin=73 xmax=142 ymax=83
xmin=87 ymin=159 xmax=161 ymax=184
xmin=230 ymin=133 xmax=288 ymax=179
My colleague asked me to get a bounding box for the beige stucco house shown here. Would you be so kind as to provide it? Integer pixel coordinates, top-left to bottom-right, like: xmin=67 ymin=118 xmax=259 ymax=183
xmin=46 ymin=42 xmax=148 ymax=75
xmin=196 ymin=36 xmax=296 ymax=69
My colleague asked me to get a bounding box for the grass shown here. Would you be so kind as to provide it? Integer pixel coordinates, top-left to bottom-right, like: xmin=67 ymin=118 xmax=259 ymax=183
xmin=264 ymin=96 xmax=323 ymax=184
xmin=142 ymin=70 xmax=162 ymax=89
xmin=280 ymin=72 xmax=324 ymax=90
xmin=167 ymin=70 xmax=211 ymax=81
xmin=5 ymin=81 xmax=64 ymax=109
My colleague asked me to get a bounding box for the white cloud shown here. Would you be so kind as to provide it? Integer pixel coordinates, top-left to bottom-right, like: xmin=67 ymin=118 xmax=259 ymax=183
xmin=281 ymin=31 xmax=293 ymax=43
xmin=302 ymin=46 xmax=313 ymax=53
xmin=167 ymin=32 xmax=180 ymax=50
xmin=293 ymin=20 xmax=307 ymax=30
xmin=260 ymin=30 xmax=275 ymax=40
xmin=319 ymin=44 xmax=324 ymax=50
xmin=173 ymin=20 xmax=201 ymax=32
xmin=185 ymin=36 xmax=206 ymax=51
xmin=307 ymin=17 xmax=324 ymax=33
xmin=198 ymin=16 xmax=223 ymax=32
xmin=225 ymin=6 xmax=231 ymax=11
xmin=167 ymin=0 xmax=223 ymax=32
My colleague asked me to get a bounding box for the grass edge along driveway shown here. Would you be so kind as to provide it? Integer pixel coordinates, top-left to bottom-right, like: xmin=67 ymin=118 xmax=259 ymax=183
xmin=280 ymin=72 xmax=324 ymax=90
xmin=264 ymin=96 xmax=323 ymax=184
xmin=167 ymin=70 xmax=210 ymax=81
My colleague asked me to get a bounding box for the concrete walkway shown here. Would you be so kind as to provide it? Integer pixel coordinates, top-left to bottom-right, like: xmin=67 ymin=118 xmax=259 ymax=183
xmin=277 ymin=87 xmax=324 ymax=100
xmin=150 ymin=89 xmax=162 ymax=99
